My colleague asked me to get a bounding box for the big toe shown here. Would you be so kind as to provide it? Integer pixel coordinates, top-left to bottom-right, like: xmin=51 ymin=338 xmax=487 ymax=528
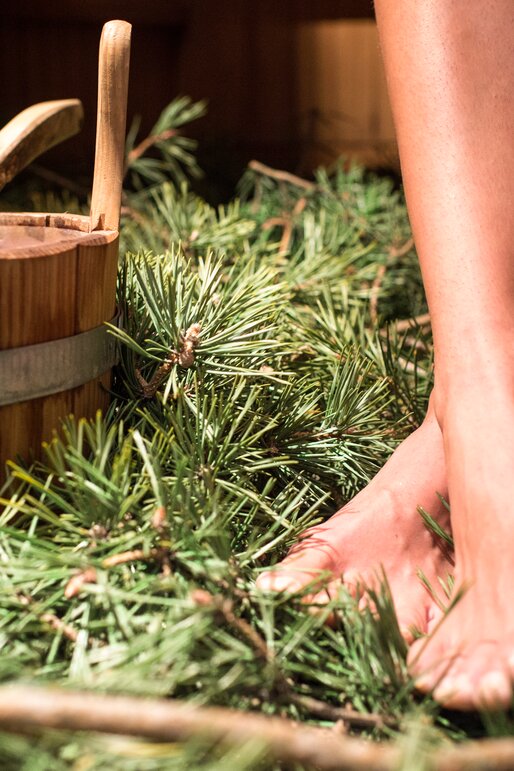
xmin=409 ymin=639 xmax=514 ymax=711
xmin=407 ymin=636 xmax=452 ymax=693
xmin=393 ymin=597 xmax=431 ymax=644
xmin=256 ymin=570 xmax=305 ymax=593
xmin=433 ymin=667 xmax=512 ymax=711
xmin=256 ymin=562 xmax=332 ymax=594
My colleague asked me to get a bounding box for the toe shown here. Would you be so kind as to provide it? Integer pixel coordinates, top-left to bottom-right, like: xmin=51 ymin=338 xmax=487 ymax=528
xmin=256 ymin=537 xmax=337 ymax=594
xmin=394 ymin=596 xmax=431 ymax=644
xmin=407 ymin=636 xmax=430 ymax=679
xmin=307 ymin=579 xmax=342 ymax=606
xmin=256 ymin=571 xmax=305 ymax=593
xmin=341 ymin=568 xmax=369 ymax=600
xmin=475 ymin=670 xmax=512 ymax=711
xmin=305 ymin=579 xmax=345 ymax=626
xmin=433 ymin=673 xmax=476 ymax=710
xmin=408 ymin=636 xmax=454 ymax=693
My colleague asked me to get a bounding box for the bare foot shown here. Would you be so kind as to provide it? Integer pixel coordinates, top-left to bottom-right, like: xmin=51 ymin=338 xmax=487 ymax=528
xmin=409 ymin=393 xmax=514 ymax=710
xmin=256 ymin=402 xmax=454 ymax=641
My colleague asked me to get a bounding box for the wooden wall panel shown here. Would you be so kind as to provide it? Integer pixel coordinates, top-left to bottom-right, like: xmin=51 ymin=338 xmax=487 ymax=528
xmin=1 ymin=2 xmax=395 ymax=180
xmin=295 ymin=20 xmax=397 ymax=169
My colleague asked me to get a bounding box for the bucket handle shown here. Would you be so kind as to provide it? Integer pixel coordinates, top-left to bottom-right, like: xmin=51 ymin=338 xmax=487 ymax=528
xmin=89 ymin=20 xmax=131 ymax=233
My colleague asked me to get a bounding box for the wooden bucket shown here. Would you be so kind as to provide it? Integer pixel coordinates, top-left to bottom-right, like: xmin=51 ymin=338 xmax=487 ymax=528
xmin=0 ymin=20 xmax=131 ymax=480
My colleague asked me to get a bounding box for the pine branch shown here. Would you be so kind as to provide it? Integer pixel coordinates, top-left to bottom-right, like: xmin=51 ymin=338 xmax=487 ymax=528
xmin=191 ymin=590 xmax=397 ymax=730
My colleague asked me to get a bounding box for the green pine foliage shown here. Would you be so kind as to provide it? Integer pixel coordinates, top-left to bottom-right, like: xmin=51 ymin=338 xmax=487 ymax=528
xmin=0 ymin=100 xmax=509 ymax=769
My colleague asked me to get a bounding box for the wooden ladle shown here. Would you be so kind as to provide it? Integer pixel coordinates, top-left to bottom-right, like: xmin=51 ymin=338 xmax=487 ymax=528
xmin=0 ymin=99 xmax=84 ymax=192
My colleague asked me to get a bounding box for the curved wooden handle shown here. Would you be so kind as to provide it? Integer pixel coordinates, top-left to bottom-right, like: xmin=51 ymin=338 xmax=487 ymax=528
xmin=0 ymin=100 xmax=83 ymax=192
xmin=89 ymin=20 xmax=131 ymax=233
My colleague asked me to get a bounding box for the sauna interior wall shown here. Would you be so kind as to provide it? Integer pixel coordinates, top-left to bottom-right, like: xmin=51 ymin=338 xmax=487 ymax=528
xmin=0 ymin=0 xmax=396 ymax=175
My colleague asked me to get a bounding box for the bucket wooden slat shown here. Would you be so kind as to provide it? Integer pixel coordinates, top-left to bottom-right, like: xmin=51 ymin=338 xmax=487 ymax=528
xmin=0 ymin=242 xmax=78 ymax=349
xmin=71 ymin=371 xmax=112 ymax=428
xmin=76 ymin=234 xmax=119 ymax=332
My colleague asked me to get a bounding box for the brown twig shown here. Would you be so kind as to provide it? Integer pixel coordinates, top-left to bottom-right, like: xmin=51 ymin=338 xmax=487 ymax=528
xmin=370 ymin=238 xmax=415 ymax=326
xmin=15 ymin=592 xmax=94 ymax=647
xmin=280 ymin=197 xmax=307 ymax=255
xmin=262 ymin=197 xmax=307 ymax=256
xmin=262 ymin=214 xmax=293 ymax=256
xmin=191 ymin=591 xmax=395 ymax=730
xmin=64 ymin=549 xmax=168 ymax=599
xmin=221 ymin=600 xmax=271 ymax=661
xmin=136 ymin=323 xmax=202 ymax=398
xmin=29 ymin=163 xmax=89 ymax=198
xmin=151 ymin=506 xmax=168 ymax=532
xmin=288 ymin=694 xmax=396 ymax=731
xmin=102 ymin=548 xmax=163 ymax=569
xmin=249 ymin=160 xmax=316 ymax=191
xmin=403 ymin=335 xmax=429 ymax=353
xmin=394 ymin=312 xmax=431 ymax=333
xmin=390 ymin=237 xmax=415 ymax=260
xmin=369 ymin=263 xmax=387 ymax=326
xmin=0 ymin=685 xmax=398 ymax=771
xmin=127 ymin=128 xmax=178 ymax=165
xmin=64 ymin=568 xmax=98 ymax=599
xmin=2 ymin=685 xmax=514 ymax=770
xmin=40 ymin=613 xmax=80 ymax=643
xmin=136 ymin=361 xmax=173 ymax=399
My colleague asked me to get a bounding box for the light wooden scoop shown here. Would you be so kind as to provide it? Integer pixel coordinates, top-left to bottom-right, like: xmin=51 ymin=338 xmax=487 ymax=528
xmin=0 ymin=99 xmax=84 ymax=192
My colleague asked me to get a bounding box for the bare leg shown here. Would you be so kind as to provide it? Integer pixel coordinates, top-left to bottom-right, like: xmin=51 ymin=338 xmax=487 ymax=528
xmin=257 ymin=398 xmax=453 ymax=641
xmin=374 ymin=0 xmax=514 ymax=709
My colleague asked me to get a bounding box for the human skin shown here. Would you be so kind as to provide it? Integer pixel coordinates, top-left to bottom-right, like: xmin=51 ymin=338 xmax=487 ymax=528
xmin=373 ymin=0 xmax=514 ymax=710
xmin=259 ymin=0 xmax=514 ymax=709
xmin=256 ymin=398 xmax=453 ymax=641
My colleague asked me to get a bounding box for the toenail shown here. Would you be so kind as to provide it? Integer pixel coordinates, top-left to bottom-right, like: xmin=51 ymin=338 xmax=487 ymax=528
xmin=434 ymin=674 xmax=474 ymax=708
xmin=256 ymin=574 xmax=302 ymax=593
xmin=476 ymin=671 xmax=512 ymax=710
xmin=414 ymin=674 xmax=436 ymax=693
xmin=432 ymin=683 xmax=455 ymax=704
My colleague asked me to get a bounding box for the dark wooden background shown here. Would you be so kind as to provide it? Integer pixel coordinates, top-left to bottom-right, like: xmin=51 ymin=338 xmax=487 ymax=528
xmin=1 ymin=1 xmax=396 ymax=189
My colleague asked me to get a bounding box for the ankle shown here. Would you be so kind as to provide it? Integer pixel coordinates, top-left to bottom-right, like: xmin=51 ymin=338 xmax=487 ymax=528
xmin=433 ymin=373 xmax=514 ymax=432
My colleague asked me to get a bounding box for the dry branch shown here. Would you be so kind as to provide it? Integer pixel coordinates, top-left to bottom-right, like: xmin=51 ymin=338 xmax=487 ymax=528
xmin=390 ymin=237 xmax=415 ymax=260
xmin=394 ymin=312 xmax=431 ymax=333
xmin=136 ymin=322 xmax=202 ymax=398
xmin=0 ymin=685 xmax=397 ymax=771
xmin=369 ymin=238 xmax=415 ymax=325
xmin=127 ymin=128 xmax=177 ymax=165
xmin=102 ymin=548 xmax=162 ymax=569
xmin=64 ymin=568 xmax=98 ymax=599
xmin=40 ymin=613 xmax=80 ymax=643
xmin=64 ymin=548 xmax=168 ymax=599
xmin=0 ymin=685 xmax=514 ymax=770
xmin=249 ymin=160 xmax=316 ymax=191
xmin=288 ymin=693 xmax=396 ymax=731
